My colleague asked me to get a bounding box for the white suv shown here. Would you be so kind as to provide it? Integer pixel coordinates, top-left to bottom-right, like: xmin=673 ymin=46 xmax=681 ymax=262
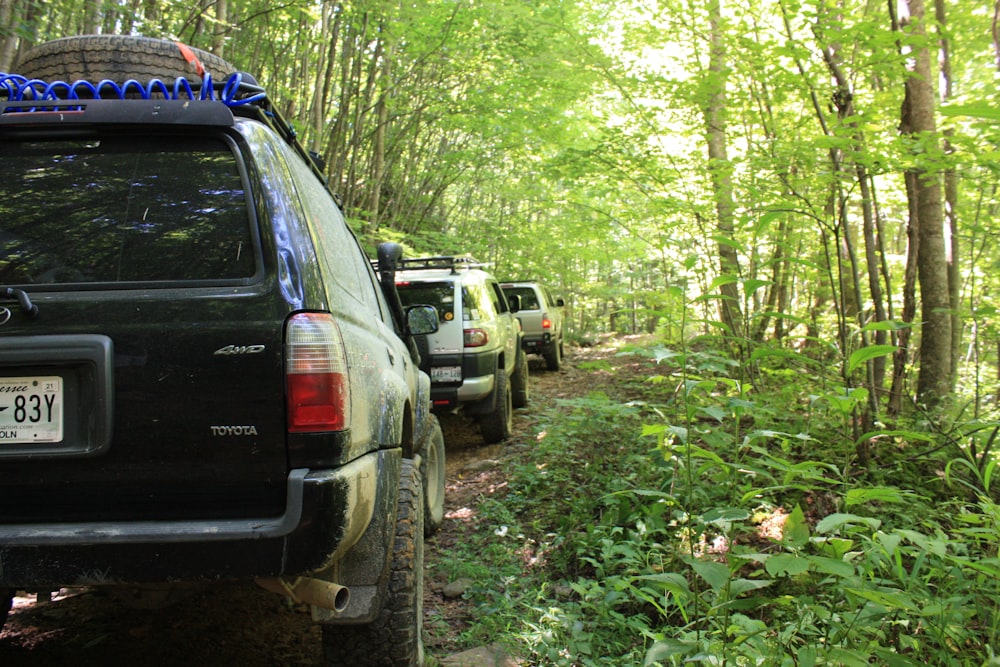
xmin=395 ymin=257 xmax=530 ymax=443
xmin=501 ymin=280 xmax=566 ymax=370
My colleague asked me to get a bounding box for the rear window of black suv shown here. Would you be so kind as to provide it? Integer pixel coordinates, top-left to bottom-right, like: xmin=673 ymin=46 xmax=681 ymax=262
xmin=0 ymin=134 xmax=256 ymax=285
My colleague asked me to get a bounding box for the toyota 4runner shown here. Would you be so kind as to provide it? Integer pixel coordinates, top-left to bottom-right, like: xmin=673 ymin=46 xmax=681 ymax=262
xmin=392 ymin=257 xmax=529 ymax=444
xmin=0 ymin=35 xmax=444 ymax=666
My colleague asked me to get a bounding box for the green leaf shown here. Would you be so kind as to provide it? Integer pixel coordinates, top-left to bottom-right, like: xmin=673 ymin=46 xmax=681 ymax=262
xmin=652 ymin=346 xmax=681 ymax=363
xmin=813 ymin=536 xmax=855 ymax=559
xmin=728 ymin=577 xmax=772 ymax=596
xmin=688 ymin=559 xmax=730 ymax=592
xmin=940 ymin=104 xmax=1000 ymax=121
xmin=807 ymin=555 xmax=855 ymax=577
xmin=782 ymin=504 xmax=810 ymax=548
xmin=709 ymin=274 xmax=740 ymax=290
xmin=701 ymin=507 xmax=750 ymax=524
xmin=847 ymin=345 xmax=897 ymax=373
xmin=815 ymin=513 xmax=882 ymax=534
xmin=765 ymin=553 xmax=810 ymax=576
xmin=825 ymin=647 xmax=874 ymax=667
xmin=641 ymin=423 xmax=668 ymax=437
xmin=855 ymin=429 xmax=937 ymax=448
xmin=645 ymin=639 xmax=696 ymax=664
xmin=844 ymin=486 xmax=911 ymax=506
xmin=742 ymin=278 xmax=773 ymax=293
xmin=844 ymin=586 xmax=917 ymax=611
xmin=859 ymin=320 xmax=912 ymax=332
xmin=698 ymin=405 xmax=728 ymax=422
xmin=668 ymin=425 xmax=689 ymax=444
xmin=635 ymin=572 xmax=691 ymax=597
xmin=755 ymin=210 xmax=785 ymax=232
xmin=823 ymin=388 xmax=868 ymax=414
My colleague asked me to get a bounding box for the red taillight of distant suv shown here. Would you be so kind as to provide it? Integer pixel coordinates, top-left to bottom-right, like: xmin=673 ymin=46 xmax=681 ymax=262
xmin=286 ymin=313 xmax=351 ymax=433
xmin=542 ymin=314 xmax=552 ymax=330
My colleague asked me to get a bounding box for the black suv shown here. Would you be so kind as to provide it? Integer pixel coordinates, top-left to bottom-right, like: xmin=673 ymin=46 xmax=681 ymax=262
xmin=0 ymin=35 xmax=443 ymax=666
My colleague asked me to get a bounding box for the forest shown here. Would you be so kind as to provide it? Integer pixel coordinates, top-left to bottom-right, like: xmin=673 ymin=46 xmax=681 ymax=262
xmin=4 ymin=0 xmax=1000 ymax=664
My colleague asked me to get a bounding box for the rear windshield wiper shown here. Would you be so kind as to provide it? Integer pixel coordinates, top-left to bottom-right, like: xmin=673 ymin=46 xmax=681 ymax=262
xmin=1 ymin=287 xmax=39 ymax=318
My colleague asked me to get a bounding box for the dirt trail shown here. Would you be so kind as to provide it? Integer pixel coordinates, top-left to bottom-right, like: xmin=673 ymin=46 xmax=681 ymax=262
xmin=0 ymin=350 xmax=591 ymax=666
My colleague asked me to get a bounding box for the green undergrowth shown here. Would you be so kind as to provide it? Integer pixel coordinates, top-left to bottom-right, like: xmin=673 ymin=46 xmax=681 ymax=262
xmin=431 ymin=339 xmax=1000 ymax=666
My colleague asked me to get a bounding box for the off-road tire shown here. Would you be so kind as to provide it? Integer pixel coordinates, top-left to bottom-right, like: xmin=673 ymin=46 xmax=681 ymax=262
xmin=321 ymin=459 xmax=424 ymax=666
xmin=511 ymin=347 xmax=530 ymax=409
xmin=478 ymin=369 xmax=513 ymax=444
xmin=419 ymin=415 xmax=446 ymax=537
xmin=13 ymin=35 xmax=238 ymax=84
xmin=544 ymin=337 xmax=563 ymax=371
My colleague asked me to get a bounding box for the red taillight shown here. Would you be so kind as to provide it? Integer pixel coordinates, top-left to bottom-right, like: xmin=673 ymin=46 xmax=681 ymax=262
xmin=286 ymin=313 xmax=350 ymax=433
xmin=464 ymin=328 xmax=488 ymax=347
xmin=542 ymin=314 xmax=552 ymax=330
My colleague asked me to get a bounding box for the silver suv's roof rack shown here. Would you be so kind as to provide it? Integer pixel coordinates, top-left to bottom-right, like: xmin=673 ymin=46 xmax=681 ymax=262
xmin=395 ymin=255 xmax=491 ymax=274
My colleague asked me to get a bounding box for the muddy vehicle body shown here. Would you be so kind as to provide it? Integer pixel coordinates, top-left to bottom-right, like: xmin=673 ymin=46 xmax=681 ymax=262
xmin=0 ymin=35 xmax=443 ymax=666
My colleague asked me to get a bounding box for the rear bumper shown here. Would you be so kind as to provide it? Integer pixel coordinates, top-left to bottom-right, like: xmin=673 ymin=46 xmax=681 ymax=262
xmin=427 ymin=351 xmax=497 ymax=409
xmin=522 ymin=333 xmax=553 ymax=353
xmin=0 ymin=450 xmax=395 ymax=589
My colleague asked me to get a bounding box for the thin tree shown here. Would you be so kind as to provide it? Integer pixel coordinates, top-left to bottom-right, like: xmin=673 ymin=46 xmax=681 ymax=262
xmin=899 ymin=0 xmax=952 ymax=406
xmin=701 ymin=0 xmax=744 ymax=342
xmin=934 ymin=0 xmax=960 ymax=390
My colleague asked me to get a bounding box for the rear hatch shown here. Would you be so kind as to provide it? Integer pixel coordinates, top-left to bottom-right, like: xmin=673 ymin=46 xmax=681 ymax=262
xmin=395 ymin=278 xmax=464 ymax=384
xmin=0 ymin=123 xmax=290 ymax=523
xmin=502 ymin=285 xmax=545 ymax=335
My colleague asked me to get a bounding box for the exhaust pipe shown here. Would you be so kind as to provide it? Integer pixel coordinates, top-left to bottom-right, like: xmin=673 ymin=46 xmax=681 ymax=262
xmin=256 ymin=576 xmax=350 ymax=613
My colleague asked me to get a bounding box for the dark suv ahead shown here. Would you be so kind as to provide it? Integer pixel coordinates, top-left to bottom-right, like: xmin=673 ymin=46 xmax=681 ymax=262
xmin=0 ymin=35 xmax=443 ymax=666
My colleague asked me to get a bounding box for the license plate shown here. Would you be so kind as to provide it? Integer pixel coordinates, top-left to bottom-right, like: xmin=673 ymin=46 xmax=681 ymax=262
xmin=0 ymin=376 xmax=63 ymax=444
xmin=431 ymin=366 xmax=462 ymax=383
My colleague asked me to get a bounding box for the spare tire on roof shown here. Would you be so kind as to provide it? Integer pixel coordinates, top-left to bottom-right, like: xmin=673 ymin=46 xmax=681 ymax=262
xmin=12 ymin=34 xmax=238 ymax=84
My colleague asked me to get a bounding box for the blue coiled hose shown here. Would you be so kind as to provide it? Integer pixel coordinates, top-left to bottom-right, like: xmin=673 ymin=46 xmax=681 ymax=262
xmin=0 ymin=71 xmax=267 ymax=107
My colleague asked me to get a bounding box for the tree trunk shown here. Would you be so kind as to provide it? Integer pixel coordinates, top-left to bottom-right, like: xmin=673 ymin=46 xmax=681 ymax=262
xmin=213 ymin=0 xmax=228 ymax=57
xmin=368 ymin=22 xmax=390 ymax=233
xmin=935 ymin=0 xmax=961 ymax=390
xmin=702 ymin=0 xmax=744 ymax=342
xmin=84 ymin=0 xmax=102 ymax=34
xmin=902 ymin=0 xmax=951 ymax=406
xmin=0 ymin=0 xmax=17 ymax=71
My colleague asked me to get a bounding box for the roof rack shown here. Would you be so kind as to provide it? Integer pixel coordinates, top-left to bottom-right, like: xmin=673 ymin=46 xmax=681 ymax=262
xmin=394 ymin=256 xmax=491 ymax=274
xmin=0 ymin=70 xmax=329 ymax=192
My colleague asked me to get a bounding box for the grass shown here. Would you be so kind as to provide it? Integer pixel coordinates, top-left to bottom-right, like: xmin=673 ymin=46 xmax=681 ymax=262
xmin=425 ymin=336 xmax=1000 ymax=666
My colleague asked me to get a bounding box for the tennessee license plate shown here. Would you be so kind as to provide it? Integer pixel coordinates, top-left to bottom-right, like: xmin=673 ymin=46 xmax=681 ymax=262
xmin=431 ymin=366 xmax=462 ymax=383
xmin=0 ymin=376 xmax=63 ymax=444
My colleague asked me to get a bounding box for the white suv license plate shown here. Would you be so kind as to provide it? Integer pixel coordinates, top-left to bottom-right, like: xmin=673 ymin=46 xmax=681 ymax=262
xmin=431 ymin=366 xmax=462 ymax=383
xmin=0 ymin=376 xmax=64 ymax=444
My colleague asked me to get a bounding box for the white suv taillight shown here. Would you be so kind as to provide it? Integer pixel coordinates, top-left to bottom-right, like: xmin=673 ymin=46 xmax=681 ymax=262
xmin=286 ymin=313 xmax=350 ymax=433
xmin=464 ymin=328 xmax=488 ymax=347
xmin=542 ymin=314 xmax=552 ymax=330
